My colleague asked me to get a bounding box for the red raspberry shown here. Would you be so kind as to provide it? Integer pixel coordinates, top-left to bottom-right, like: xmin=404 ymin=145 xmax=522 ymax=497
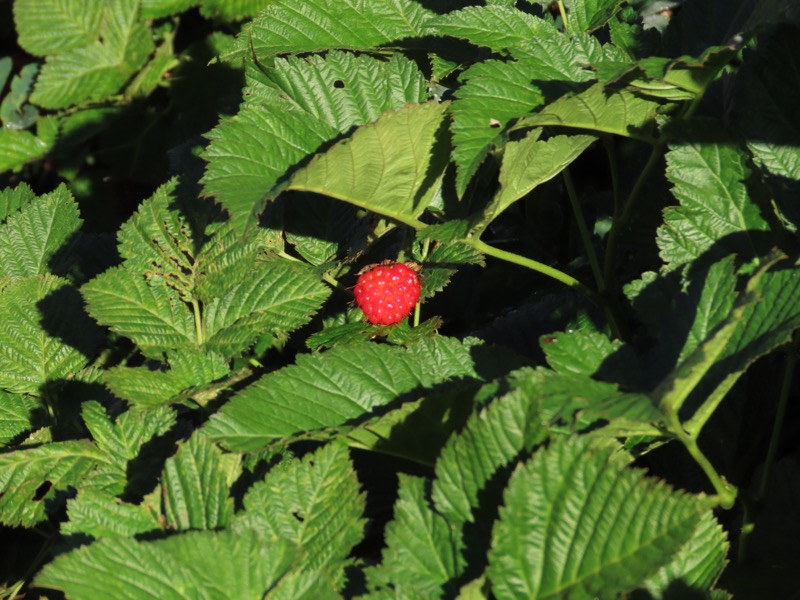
xmin=354 ymin=262 xmax=421 ymax=325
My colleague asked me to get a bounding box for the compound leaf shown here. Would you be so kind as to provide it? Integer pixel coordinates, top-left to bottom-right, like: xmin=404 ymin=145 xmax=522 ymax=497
xmin=486 ymin=436 xmax=703 ymax=599
xmin=62 ymin=488 xmax=163 ymax=539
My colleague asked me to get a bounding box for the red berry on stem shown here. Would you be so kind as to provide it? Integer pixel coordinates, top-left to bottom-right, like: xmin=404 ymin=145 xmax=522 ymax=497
xmin=354 ymin=262 xmax=421 ymax=325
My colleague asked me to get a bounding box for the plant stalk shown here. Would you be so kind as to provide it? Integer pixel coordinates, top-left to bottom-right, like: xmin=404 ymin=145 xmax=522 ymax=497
xmin=602 ymin=143 xmax=663 ymax=292
xmin=663 ymin=405 xmax=737 ymax=509
xmin=465 ymin=238 xmax=604 ymax=306
xmin=191 ymin=298 xmax=204 ymax=345
xmin=563 ymin=168 xmax=604 ymax=290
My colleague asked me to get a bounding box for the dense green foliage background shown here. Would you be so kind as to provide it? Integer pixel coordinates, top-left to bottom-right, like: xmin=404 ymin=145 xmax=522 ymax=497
xmin=1 ymin=0 xmax=800 ymax=597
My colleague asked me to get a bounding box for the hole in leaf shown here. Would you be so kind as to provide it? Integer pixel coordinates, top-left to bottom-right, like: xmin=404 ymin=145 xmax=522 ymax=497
xmin=333 ymin=79 xmax=345 ymax=89
xmin=489 ymin=118 xmax=501 ymax=129
xmin=33 ymin=481 xmax=52 ymax=501
xmin=292 ymin=511 xmax=305 ymax=523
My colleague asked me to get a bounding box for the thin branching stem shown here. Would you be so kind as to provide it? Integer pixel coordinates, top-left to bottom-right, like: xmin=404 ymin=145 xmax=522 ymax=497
xmin=465 ymin=238 xmax=604 ymax=306
xmin=563 ymin=168 xmax=604 ymax=290
xmin=602 ymin=143 xmax=663 ymax=292
xmin=663 ymin=404 xmax=738 ymax=509
xmin=739 ymin=338 xmax=799 ymax=561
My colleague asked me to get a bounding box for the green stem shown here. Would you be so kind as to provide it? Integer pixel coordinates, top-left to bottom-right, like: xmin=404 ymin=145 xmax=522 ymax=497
xmin=602 ymin=143 xmax=663 ymax=292
xmin=557 ymin=0 xmax=568 ymax=31
xmin=663 ymin=405 xmax=737 ymax=509
xmin=465 ymin=238 xmax=604 ymax=306
xmin=413 ymin=238 xmax=431 ymax=327
xmin=737 ymin=339 xmax=798 ymax=564
xmin=604 ymin=137 xmax=624 ymax=219
xmin=563 ymin=168 xmax=604 ymax=290
xmin=191 ymin=299 xmax=204 ymax=345
xmin=756 ymin=342 xmax=797 ymax=503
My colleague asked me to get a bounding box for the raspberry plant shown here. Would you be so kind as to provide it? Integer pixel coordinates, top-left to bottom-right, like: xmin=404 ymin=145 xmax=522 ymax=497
xmin=1 ymin=0 xmax=800 ymax=597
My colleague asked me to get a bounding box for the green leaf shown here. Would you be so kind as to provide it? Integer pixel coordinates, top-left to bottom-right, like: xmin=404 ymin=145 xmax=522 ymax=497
xmin=234 ymin=442 xmax=365 ymax=573
xmin=637 ymin=512 xmax=729 ymax=598
xmin=288 ymin=102 xmax=449 ymax=227
xmin=82 ymin=265 xmax=197 ymax=359
xmin=284 ymin=195 xmax=366 ymax=266
xmin=104 ymin=350 xmax=230 ymax=407
xmin=0 ymin=441 xmax=108 ymax=526
xmin=0 ymin=392 xmax=40 ymax=446
xmin=142 ymin=0 xmax=198 ymax=19
xmin=82 ymin=401 xmax=176 ymax=495
xmin=734 ymin=26 xmax=800 ymax=206
xmin=657 ymin=140 xmax=772 ymax=272
xmin=0 ymin=184 xmax=82 ymax=279
xmin=532 ymin=368 xmax=661 ymax=433
xmin=83 ymin=402 xmax=176 ymax=465
xmin=0 ymin=275 xmax=100 ymax=394
xmin=0 ymin=182 xmax=36 ymax=220
xmin=365 ymin=474 xmax=463 ymax=598
xmin=503 ymin=25 xmax=613 ymax=105
xmin=682 ymin=258 xmax=800 ymax=431
xmin=494 ymin=132 xmax=595 ymax=214
xmin=161 ymin=434 xmax=240 ymax=530
xmin=542 ymin=329 xmax=623 ymax=377
xmin=30 ymin=0 xmax=154 ymax=109
xmin=1 ymin=63 xmax=39 ymax=130
xmin=35 ymin=529 xmax=300 ymax=599
xmin=0 ymin=129 xmax=50 ymax=173
xmin=202 ymin=260 xmax=330 ymax=357
xmin=13 ymin=0 xmax=104 ymax=56
xmin=202 ymin=52 xmax=428 ymax=233
xmin=451 ymin=60 xmax=545 ymax=197
xmin=514 ymin=82 xmax=664 ymax=141
xmin=429 ymin=6 xmax=548 ymax=52
xmin=229 ymin=0 xmax=433 ymax=59
xmin=419 ymin=241 xmax=485 ymax=301
xmin=117 ymin=179 xmax=197 ymax=299
xmin=199 ymin=0 xmax=276 ymax=21
xmin=204 ymin=337 xmax=490 ymax=451
xmin=267 ymin=52 xmax=429 ymax=135
xmin=486 ymin=436 xmax=703 ymax=599
xmin=62 ymin=488 xmax=163 ymax=538
xmin=565 ymin=0 xmax=623 ymax=33
xmin=201 ymin=102 xmax=337 ymax=233
xmin=431 ymin=382 xmax=544 ymax=525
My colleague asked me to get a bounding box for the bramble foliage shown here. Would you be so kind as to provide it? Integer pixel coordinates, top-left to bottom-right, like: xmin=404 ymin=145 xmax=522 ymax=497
xmin=2 ymin=0 xmax=800 ymax=597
